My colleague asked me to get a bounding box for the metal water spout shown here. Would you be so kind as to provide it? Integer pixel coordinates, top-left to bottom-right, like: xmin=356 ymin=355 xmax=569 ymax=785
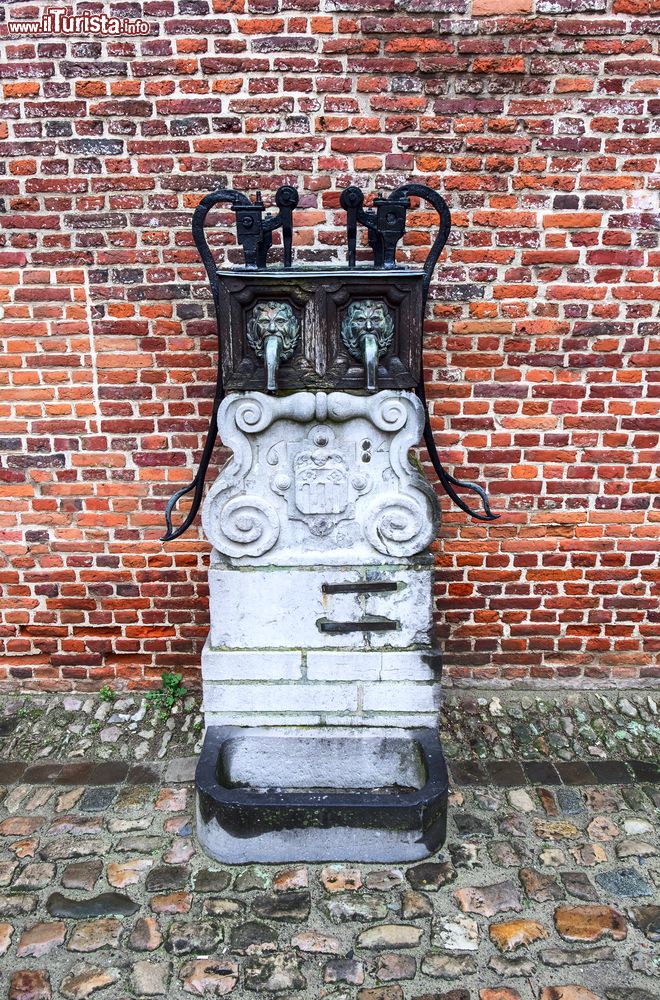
xmin=264 ymin=333 xmax=282 ymax=394
xmin=361 ymin=332 xmax=379 ymax=393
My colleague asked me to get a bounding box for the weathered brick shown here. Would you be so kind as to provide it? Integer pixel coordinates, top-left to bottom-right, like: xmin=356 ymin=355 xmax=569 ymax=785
xmin=473 ymin=0 xmax=531 ymax=13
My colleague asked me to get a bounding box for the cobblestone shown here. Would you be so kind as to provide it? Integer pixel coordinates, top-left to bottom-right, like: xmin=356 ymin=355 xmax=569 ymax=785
xmin=0 ymin=739 xmax=657 ymax=998
xmin=628 ymin=906 xmax=660 ymax=942
xmin=356 ymin=924 xmax=422 ymax=950
xmin=454 ymin=880 xmax=521 ymax=917
xmin=59 ymin=966 xmax=120 ymax=1000
xmin=406 ymin=861 xmax=456 ymax=890
xmin=554 ymin=905 xmax=627 ymax=943
xmin=15 ymin=922 xmax=65 ymax=958
xmin=489 ymin=918 xmax=548 ymax=952
xmin=8 ymin=970 xmax=50 ymax=1000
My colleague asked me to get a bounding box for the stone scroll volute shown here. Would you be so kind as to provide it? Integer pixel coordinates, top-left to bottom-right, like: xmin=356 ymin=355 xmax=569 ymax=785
xmin=201 ymin=390 xmax=440 ymax=565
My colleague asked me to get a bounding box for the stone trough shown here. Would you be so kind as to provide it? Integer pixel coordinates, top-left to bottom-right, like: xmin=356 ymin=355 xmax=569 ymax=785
xmin=196 ymin=726 xmax=448 ymax=863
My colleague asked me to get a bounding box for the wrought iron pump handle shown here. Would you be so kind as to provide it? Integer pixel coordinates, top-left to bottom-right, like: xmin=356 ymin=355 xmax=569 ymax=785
xmin=340 ymin=186 xmax=411 ymax=269
xmin=161 ymin=182 xmax=497 ymax=542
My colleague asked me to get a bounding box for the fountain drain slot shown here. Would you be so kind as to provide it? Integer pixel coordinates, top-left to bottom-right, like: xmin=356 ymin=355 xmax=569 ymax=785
xmin=316 ymin=617 xmax=400 ymax=634
xmin=321 ymin=581 xmax=399 ymax=595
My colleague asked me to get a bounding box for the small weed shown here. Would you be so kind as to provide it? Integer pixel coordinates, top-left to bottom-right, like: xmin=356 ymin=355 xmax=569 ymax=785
xmin=146 ymin=671 xmax=188 ymax=721
xmin=192 ymin=719 xmax=203 ymax=734
xmin=89 ymin=720 xmax=101 ymax=733
xmin=19 ymin=705 xmax=43 ymax=720
xmin=99 ymin=684 xmax=116 ymax=703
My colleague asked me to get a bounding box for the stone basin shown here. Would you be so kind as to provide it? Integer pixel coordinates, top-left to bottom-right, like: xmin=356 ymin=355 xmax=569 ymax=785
xmin=195 ymin=726 xmax=448 ymax=863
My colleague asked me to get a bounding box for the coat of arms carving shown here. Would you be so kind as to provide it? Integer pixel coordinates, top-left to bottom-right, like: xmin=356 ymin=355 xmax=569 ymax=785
xmin=294 ymin=446 xmax=349 ymax=517
xmin=270 ymin=425 xmax=372 ymax=537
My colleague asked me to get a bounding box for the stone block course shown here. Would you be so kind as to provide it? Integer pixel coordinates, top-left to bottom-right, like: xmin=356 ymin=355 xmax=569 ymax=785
xmin=201 ymin=648 xmax=304 ymax=682
xmin=203 ymin=680 xmax=360 ymax=715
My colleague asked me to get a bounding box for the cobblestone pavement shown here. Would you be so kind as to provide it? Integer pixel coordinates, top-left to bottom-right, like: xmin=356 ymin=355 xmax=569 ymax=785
xmin=1 ymin=689 xmax=658 ymax=765
xmin=0 ymin=753 xmax=658 ymax=1000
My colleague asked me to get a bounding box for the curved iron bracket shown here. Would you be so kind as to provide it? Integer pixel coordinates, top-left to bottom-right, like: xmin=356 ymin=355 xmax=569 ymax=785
xmin=162 ymin=189 xmax=248 ymax=542
xmin=417 ymin=378 xmax=497 ymax=523
xmin=389 ymin=183 xmax=498 ymax=523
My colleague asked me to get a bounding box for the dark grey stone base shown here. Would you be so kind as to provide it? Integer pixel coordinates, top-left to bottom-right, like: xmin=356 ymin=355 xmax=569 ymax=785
xmin=195 ymin=726 xmax=448 ymax=863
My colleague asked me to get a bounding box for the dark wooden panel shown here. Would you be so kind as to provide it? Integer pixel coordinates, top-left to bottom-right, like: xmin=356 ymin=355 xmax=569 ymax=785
xmin=216 ymin=267 xmax=424 ymax=393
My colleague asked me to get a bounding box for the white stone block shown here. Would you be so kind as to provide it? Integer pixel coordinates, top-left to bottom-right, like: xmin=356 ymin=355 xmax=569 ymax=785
xmin=208 ymin=563 xmax=433 ymax=651
xmin=204 ymin=711 xmax=437 ymax=729
xmin=201 ymin=644 xmax=302 ymax=682
xmin=380 ymin=650 xmax=441 ymax=681
xmin=362 ymin=682 xmax=439 ymax=714
xmin=306 ymin=651 xmax=382 ymax=681
xmin=205 ymin=713 xmax=324 ymax=728
xmin=305 ymin=649 xmax=441 ymax=682
xmin=203 ymin=682 xmax=359 ymax=716
xmin=200 ymin=646 xmax=441 ymax=728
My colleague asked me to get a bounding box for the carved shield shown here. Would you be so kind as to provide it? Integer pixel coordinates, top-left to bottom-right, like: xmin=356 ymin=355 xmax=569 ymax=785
xmin=293 ymin=449 xmax=349 ymax=516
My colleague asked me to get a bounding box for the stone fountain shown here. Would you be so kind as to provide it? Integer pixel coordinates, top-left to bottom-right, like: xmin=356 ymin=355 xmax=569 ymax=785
xmin=162 ymin=183 xmax=496 ymax=862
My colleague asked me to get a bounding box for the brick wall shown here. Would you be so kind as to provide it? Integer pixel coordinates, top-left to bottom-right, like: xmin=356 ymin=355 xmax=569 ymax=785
xmin=1 ymin=0 xmax=658 ymax=691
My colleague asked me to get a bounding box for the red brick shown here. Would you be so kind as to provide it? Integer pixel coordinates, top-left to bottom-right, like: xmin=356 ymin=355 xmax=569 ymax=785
xmin=473 ymin=56 xmax=526 ymax=74
xmin=613 ymin=0 xmax=660 ymax=11
xmin=473 ymin=0 xmax=530 ymax=12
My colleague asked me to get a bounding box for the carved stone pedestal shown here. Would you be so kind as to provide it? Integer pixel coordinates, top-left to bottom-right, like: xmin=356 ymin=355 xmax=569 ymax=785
xmin=195 ymin=389 xmax=448 ymax=861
